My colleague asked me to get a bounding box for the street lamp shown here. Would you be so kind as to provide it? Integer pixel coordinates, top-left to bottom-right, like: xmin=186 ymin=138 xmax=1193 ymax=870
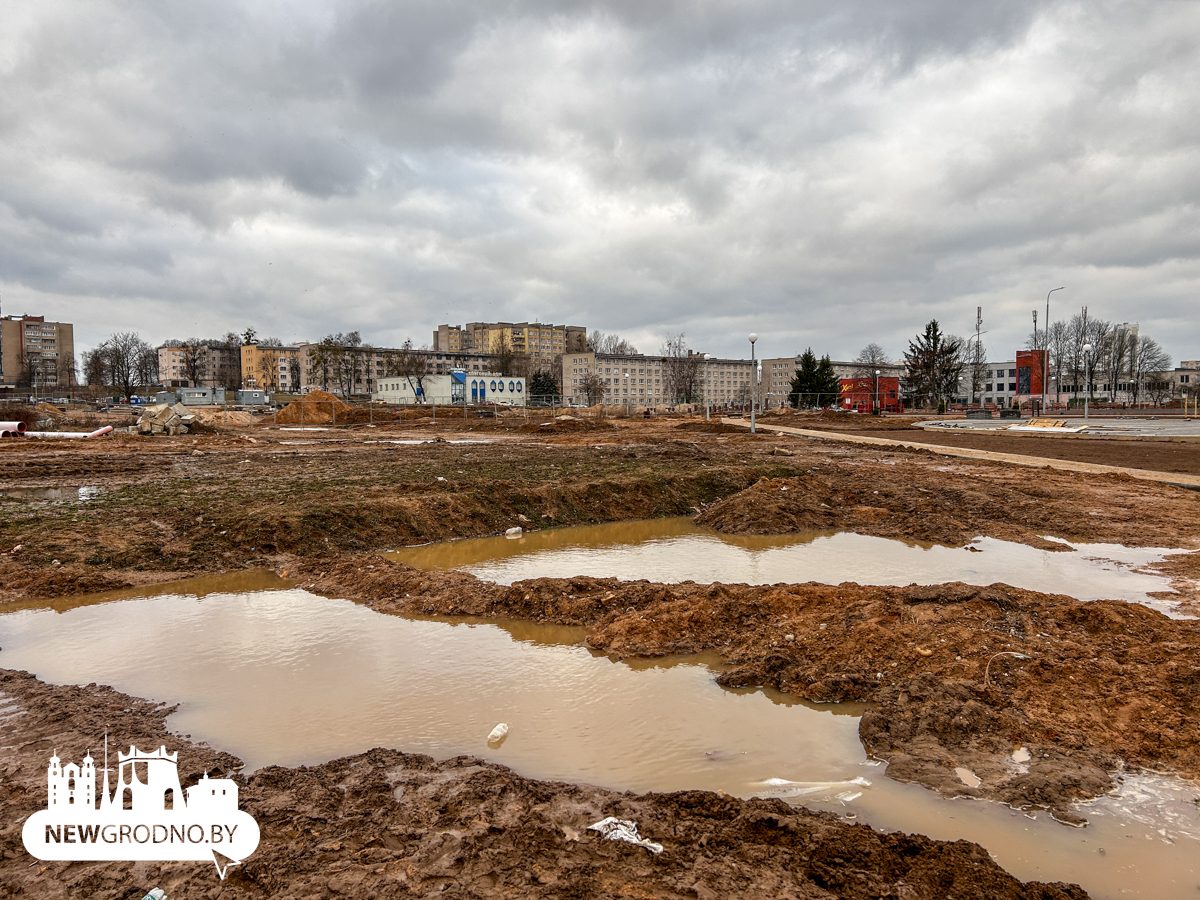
xmin=703 ymin=354 xmax=711 ymax=421
xmin=875 ymin=369 xmax=880 ymax=415
xmin=624 ymin=372 xmax=630 ymax=416
xmin=1045 ymin=287 xmax=1064 ymax=414
xmin=1083 ymin=343 xmax=1092 ymax=420
xmin=748 ymin=333 xmax=758 ymax=433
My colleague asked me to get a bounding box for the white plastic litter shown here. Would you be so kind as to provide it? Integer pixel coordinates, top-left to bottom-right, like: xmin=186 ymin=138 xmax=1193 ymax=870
xmin=587 ymin=817 xmax=663 ymax=854
xmin=505 ymin=526 xmax=523 ymax=538
xmin=140 ymin=890 xmax=167 ymax=900
xmin=487 ymin=722 xmax=510 ymax=746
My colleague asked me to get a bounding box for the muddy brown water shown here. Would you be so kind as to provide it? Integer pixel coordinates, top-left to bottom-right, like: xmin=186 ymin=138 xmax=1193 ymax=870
xmin=2 ymin=583 xmax=1199 ymax=899
xmin=386 ymin=517 xmax=1186 ymax=614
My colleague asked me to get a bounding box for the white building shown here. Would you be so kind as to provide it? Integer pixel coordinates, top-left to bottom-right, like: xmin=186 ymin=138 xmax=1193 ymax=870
xmin=373 ymin=372 xmax=526 ymax=406
xmin=980 ymin=361 xmax=1018 ymax=408
xmin=563 ymin=351 xmax=755 ymax=408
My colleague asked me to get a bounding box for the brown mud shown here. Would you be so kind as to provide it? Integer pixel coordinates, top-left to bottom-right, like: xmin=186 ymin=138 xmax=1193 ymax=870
xmin=0 ymin=669 xmax=1087 ymax=899
xmin=292 ymin=554 xmax=1200 ymax=823
xmin=2 ymin=419 xmax=1198 ymax=603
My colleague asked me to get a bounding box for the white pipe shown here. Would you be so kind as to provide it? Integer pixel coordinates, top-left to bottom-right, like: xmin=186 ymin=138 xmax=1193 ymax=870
xmin=0 ymin=420 xmax=27 ymax=436
xmin=24 ymin=426 xmax=114 ymax=439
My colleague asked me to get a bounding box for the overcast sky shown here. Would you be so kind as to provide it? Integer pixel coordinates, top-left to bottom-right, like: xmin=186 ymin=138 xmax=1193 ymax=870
xmin=2 ymin=1 xmax=1198 ymax=366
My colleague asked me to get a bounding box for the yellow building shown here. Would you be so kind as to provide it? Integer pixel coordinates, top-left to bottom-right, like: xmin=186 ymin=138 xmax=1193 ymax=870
xmin=434 ymin=322 xmax=586 ymax=368
xmin=240 ymin=344 xmax=303 ymax=392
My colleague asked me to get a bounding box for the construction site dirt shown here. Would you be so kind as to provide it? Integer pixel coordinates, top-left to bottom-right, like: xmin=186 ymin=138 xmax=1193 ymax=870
xmin=2 ymin=413 xmax=1199 ymax=897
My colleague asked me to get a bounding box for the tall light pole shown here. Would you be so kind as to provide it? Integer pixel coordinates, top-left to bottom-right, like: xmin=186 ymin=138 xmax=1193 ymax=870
xmin=703 ymin=354 xmax=711 ymax=421
xmin=1083 ymin=343 xmax=1092 ymax=420
xmin=1045 ymin=286 xmax=1064 ymax=414
xmin=748 ymin=333 xmax=758 ymax=433
xmin=875 ymin=369 xmax=880 ymax=415
xmin=624 ymin=372 xmax=630 ymax=416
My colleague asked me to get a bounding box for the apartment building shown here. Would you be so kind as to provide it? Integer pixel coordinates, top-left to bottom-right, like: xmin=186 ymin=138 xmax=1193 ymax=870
xmin=292 ymin=342 xmax=506 ymax=396
xmin=158 ymin=343 xmax=241 ymax=389
xmin=0 ymin=314 xmax=75 ymax=391
xmin=563 ymin=351 xmax=754 ymax=408
xmin=433 ymin=322 xmax=586 ymax=369
xmin=240 ymin=344 xmax=305 ymax=393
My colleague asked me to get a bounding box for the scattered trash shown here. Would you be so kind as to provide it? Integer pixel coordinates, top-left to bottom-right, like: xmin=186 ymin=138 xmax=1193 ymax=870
xmin=916 ymin=647 xmax=933 ymax=657
xmin=139 ymin=889 xmax=167 ymax=900
xmin=771 ymin=446 xmax=794 ymax=456
xmin=505 ymin=526 xmax=523 ymax=538
xmin=487 ymin=722 xmax=510 ymax=747
xmin=587 ymin=817 xmax=663 ymax=854
xmin=784 ymin=633 xmax=794 ymax=641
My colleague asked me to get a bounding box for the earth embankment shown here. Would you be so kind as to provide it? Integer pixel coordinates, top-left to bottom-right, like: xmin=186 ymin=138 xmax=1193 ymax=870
xmin=293 ymin=554 xmax=1200 ymax=822
xmin=0 ymin=669 xmax=1087 ymax=899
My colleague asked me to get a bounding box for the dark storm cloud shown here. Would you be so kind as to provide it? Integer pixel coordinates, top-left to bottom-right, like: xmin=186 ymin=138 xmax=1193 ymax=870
xmin=1 ymin=0 xmax=1198 ymax=366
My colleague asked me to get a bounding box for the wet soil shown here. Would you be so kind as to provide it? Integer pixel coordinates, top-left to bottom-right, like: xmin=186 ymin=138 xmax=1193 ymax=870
xmin=293 ymin=554 xmax=1200 ymax=823
xmin=2 ymin=420 xmax=1198 ymax=603
xmin=813 ymin=425 xmax=1200 ymax=476
xmin=0 ymin=669 xmax=1087 ymax=899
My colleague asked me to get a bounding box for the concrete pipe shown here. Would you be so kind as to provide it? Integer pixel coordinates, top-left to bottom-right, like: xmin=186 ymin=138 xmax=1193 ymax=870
xmin=23 ymin=426 xmax=114 ymax=439
xmin=0 ymin=420 xmax=28 ymax=437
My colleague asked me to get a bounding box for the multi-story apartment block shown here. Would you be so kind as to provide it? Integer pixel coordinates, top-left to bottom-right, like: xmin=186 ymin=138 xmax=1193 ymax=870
xmin=563 ymin=351 xmax=755 ymax=408
xmin=291 ymin=342 xmax=506 ymax=396
xmin=433 ymin=322 xmax=586 ymax=369
xmin=0 ymin=314 xmax=75 ymax=391
xmin=240 ymin=344 xmax=305 ymax=393
xmin=158 ymin=343 xmax=241 ymax=389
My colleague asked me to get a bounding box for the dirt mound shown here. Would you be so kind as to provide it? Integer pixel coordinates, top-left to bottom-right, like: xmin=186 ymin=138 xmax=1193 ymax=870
xmin=518 ymin=416 xmax=617 ymax=434
xmin=0 ymin=403 xmax=39 ymax=429
xmin=192 ymin=407 xmax=256 ymax=426
xmin=0 ymin=669 xmax=1086 ymax=900
xmin=297 ymin=553 xmax=1200 ymax=822
xmin=34 ymin=402 xmax=68 ymax=423
xmin=274 ymin=389 xmax=351 ymax=425
xmin=673 ymin=421 xmax=748 ymax=434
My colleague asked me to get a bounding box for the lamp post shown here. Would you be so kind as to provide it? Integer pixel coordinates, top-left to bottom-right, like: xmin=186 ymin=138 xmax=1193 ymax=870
xmin=1045 ymin=287 xmax=1064 ymax=415
xmin=874 ymin=369 xmax=880 ymax=415
xmin=1083 ymin=343 xmax=1092 ymax=420
xmin=748 ymin=333 xmax=758 ymax=433
xmin=704 ymin=354 xmax=711 ymax=421
xmin=624 ymin=372 xmax=630 ymax=416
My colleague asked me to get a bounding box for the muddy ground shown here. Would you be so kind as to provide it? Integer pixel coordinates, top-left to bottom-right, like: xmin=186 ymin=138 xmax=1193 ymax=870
xmin=2 ymin=415 xmax=1200 ymax=895
xmin=291 ymin=552 xmax=1200 ymax=823
xmin=0 ymin=670 xmax=1086 ymax=899
xmin=1 ymin=418 xmax=1198 ymax=602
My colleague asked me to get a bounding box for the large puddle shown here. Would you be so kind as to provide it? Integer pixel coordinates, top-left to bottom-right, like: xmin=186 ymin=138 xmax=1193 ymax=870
xmin=2 ymin=584 xmax=1199 ymax=899
xmin=387 ymin=517 xmax=1185 ymax=613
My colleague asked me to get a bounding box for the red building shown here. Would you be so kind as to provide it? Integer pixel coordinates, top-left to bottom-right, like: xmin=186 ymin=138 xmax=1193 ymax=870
xmin=839 ymin=376 xmax=902 ymax=413
xmin=1015 ymin=350 xmax=1047 ymax=398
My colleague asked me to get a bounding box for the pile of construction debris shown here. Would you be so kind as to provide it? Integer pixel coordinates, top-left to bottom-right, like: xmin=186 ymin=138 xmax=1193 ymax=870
xmin=135 ymin=402 xmax=197 ymax=436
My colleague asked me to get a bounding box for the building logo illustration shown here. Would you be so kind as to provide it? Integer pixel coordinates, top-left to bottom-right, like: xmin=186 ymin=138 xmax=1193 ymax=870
xmin=22 ymin=739 xmax=260 ymax=879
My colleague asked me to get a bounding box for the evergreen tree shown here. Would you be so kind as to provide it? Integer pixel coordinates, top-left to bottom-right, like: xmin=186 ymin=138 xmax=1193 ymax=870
xmin=904 ymin=320 xmax=963 ymax=410
xmin=789 ymin=349 xmax=840 ymax=408
xmin=528 ymin=369 xmax=560 ymax=400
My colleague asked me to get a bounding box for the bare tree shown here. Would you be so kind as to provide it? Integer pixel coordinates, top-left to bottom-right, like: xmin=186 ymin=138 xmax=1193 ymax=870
xmin=852 ymin=343 xmax=891 ymax=377
xmin=384 ymin=340 xmax=432 ymax=401
xmin=580 ymin=372 xmax=607 ymax=406
xmin=588 ymin=330 xmax=638 ymax=356
xmin=93 ymin=332 xmax=155 ymax=401
xmin=1130 ymin=335 xmax=1171 ymax=406
xmin=661 ymin=333 xmax=701 ymax=404
xmin=82 ymin=348 xmax=107 ymax=388
xmin=490 ymin=331 xmax=530 ymax=378
xmin=1102 ymin=324 xmax=1135 ymax=401
xmin=217 ymin=332 xmax=243 ymax=391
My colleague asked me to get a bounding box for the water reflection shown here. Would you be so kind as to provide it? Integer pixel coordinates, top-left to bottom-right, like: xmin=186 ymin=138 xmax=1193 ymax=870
xmin=387 ymin=518 xmax=1184 ymax=612
xmin=1 ymin=588 xmax=1197 ymax=898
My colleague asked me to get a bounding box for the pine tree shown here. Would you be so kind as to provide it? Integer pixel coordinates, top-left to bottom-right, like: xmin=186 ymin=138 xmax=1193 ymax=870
xmin=789 ymin=349 xmax=840 ymax=408
xmin=904 ymin=320 xmax=963 ymax=410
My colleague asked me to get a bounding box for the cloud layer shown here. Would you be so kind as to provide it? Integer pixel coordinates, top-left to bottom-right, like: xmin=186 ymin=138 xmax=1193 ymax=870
xmin=2 ymin=0 xmax=1198 ymax=365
